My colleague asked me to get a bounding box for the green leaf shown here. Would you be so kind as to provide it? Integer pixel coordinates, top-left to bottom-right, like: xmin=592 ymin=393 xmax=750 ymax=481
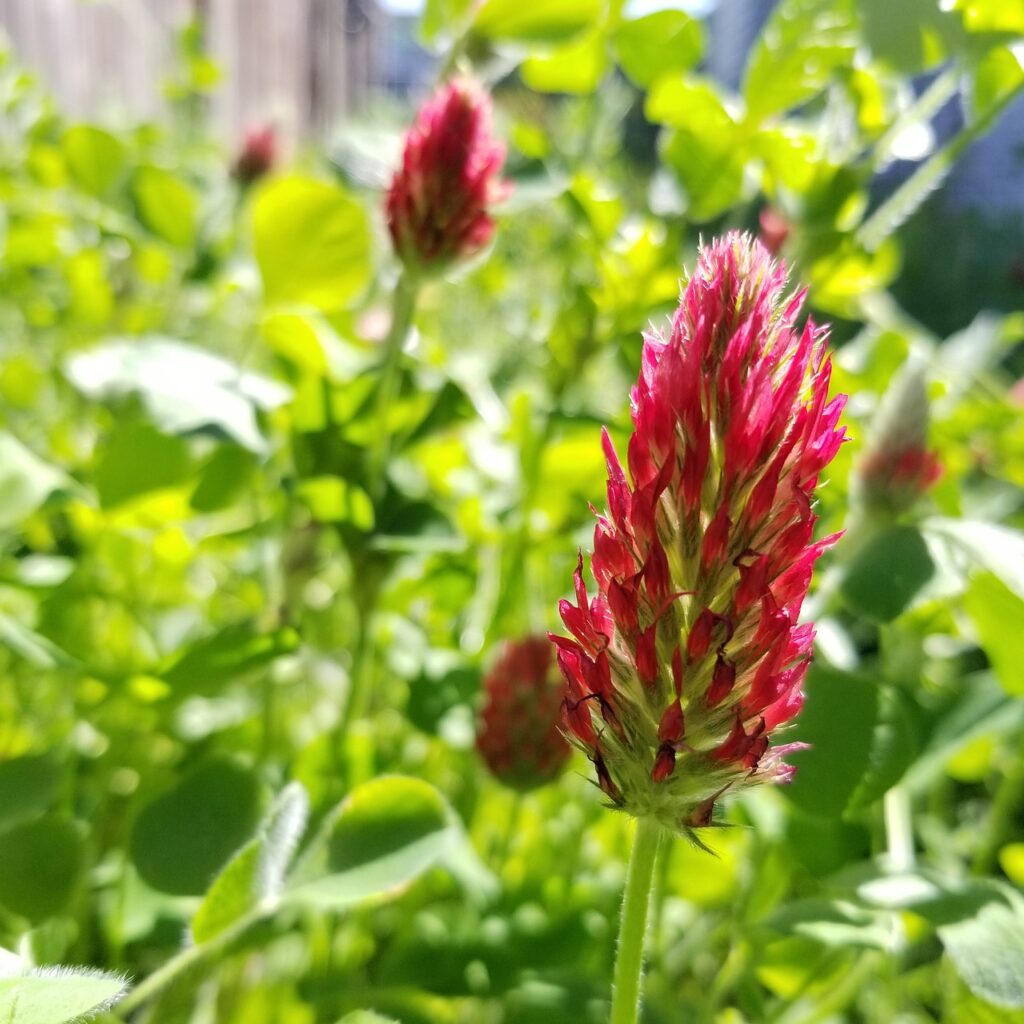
xmin=192 ymin=782 xmax=309 ymax=942
xmin=253 ymin=176 xmax=372 ymax=311
xmin=648 ymin=77 xmax=747 ymax=222
xmin=189 ymin=446 xmax=257 ymax=513
xmin=785 ymin=666 xmax=879 ymax=818
xmin=0 ymin=816 xmax=84 ymax=922
xmin=472 ymin=0 xmax=601 ymax=42
xmin=521 ymin=30 xmax=608 ymax=94
xmin=0 ymin=959 xmax=127 ymax=1024
xmin=62 ymin=124 xmax=125 ymax=196
xmin=964 ymin=572 xmax=1024 ymax=696
xmin=765 ymin=898 xmax=892 ymax=949
xmin=941 ymin=901 xmax=1024 ymax=1009
xmin=131 ymin=166 xmax=198 ymax=247
xmin=612 ymin=10 xmax=703 ymax=88
xmin=840 ymin=525 xmax=936 ymax=622
xmin=160 ymin=621 xmax=300 ymax=697
xmin=65 ymin=336 xmax=290 ymax=454
xmin=0 ymin=432 xmax=72 ymax=530
xmin=336 ymin=1013 xmax=400 ymax=1024
xmin=743 ymin=0 xmax=858 ymax=121
xmin=955 ymin=0 xmax=1024 ymax=34
xmin=297 ymin=476 xmax=375 ymax=531
xmin=0 ymin=754 xmax=63 ymax=831
xmin=130 ymin=756 xmax=263 ymax=896
xmin=288 ymin=775 xmax=453 ymax=909
xmin=923 ymin=518 xmax=1024 ymax=599
xmin=94 ymin=419 xmax=193 ymax=507
xmin=846 ymin=686 xmax=919 ymax=810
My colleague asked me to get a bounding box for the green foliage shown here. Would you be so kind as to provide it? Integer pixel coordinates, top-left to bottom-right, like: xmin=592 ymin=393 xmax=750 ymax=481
xmin=0 ymin=3 xmax=1022 ymax=1021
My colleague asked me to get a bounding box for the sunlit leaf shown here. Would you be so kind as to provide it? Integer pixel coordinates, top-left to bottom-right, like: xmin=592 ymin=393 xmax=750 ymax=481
xmin=254 ymin=176 xmax=372 ymax=311
xmin=66 ymin=336 xmax=290 ymax=454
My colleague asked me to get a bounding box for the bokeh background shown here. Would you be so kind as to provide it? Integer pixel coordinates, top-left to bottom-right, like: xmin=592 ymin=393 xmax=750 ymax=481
xmin=2 ymin=2 xmax=1024 ymax=1023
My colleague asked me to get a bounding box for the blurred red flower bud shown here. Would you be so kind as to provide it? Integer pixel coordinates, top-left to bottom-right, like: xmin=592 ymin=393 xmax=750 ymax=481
xmin=476 ymin=636 xmax=571 ymax=791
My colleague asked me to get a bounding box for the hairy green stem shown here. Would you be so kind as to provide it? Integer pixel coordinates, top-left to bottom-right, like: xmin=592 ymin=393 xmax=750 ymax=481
xmin=115 ymin=909 xmax=267 ymax=1019
xmin=610 ymin=816 xmax=663 ymax=1024
xmin=370 ymin=271 xmax=419 ymax=502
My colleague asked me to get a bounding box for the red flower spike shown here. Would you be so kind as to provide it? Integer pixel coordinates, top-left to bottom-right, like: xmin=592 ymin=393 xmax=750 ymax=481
xmin=477 ymin=637 xmax=571 ymax=790
xmin=552 ymin=234 xmax=845 ymax=832
xmin=233 ymin=124 xmax=278 ymax=185
xmin=386 ymin=78 xmax=510 ymax=273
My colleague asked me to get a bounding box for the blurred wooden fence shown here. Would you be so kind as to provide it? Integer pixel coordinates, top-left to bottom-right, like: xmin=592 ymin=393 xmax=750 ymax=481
xmin=0 ymin=0 xmax=378 ymax=142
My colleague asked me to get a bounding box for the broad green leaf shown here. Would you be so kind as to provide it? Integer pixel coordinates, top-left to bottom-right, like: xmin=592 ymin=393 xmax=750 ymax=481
xmin=743 ymin=0 xmax=858 ymax=121
xmin=840 ymin=524 xmax=935 ymax=622
xmin=472 ymin=0 xmax=601 ymax=43
xmin=846 ymin=686 xmax=919 ymax=810
xmin=130 ymin=756 xmax=263 ymax=895
xmin=93 ymin=419 xmax=193 ymax=507
xmin=288 ymin=775 xmax=452 ymax=908
xmin=189 ymin=446 xmax=257 ymax=513
xmin=955 ymin=0 xmax=1024 ymax=34
xmin=521 ymin=30 xmax=607 ymax=95
xmin=765 ymin=898 xmax=891 ymax=949
xmin=160 ymin=621 xmax=300 ymax=697
xmin=192 ymin=782 xmax=309 ymax=942
xmin=62 ymin=124 xmax=125 ymax=196
xmin=131 ymin=166 xmax=198 ymax=247
xmin=297 ymin=476 xmax=375 ymax=531
xmin=964 ymin=572 xmax=1024 ymax=696
xmin=0 ymin=816 xmax=84 ymax=922
xmin=612 ymin=10 xmax=703 ymax=88
xmin=337 ymin=1013 xmax=399 ymax=1024
xmin=66 ymin=336 xmax=290 ymax=454
xmin=785 ymin=666 xmax=879 ymax=818
xmin=253 ymin=176 xmax=372 ymax=311
xmin=649 ymin=78 xmax=747 ymax=221
xmin=261 ymin=312 xmax=329 ymax=375
xmin=923 ymin=518 xmax=1024 ymax=599
xmin=0 ymin=959 xmax=127 ymax=1024
xmin=973 ymin=44 xmax=1024 ymax=116
xmin=859 ymin=0 xmax=957 ymax=72
xmin=941 ymin=901 xmax=1024 ymax=1008
xmin=0 ymin=754 xmax=63 ymax=831
xmin=0 ymin=432 xmax=72 ymax=530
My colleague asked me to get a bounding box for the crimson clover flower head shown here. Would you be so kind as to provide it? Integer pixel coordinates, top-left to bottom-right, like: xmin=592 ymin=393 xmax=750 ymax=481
xmin=476 ymin=636 xmax=572 ymax=791
xmin=232 ymin=124 xmax=278 ymax=185
xmin=553 ymin=233 xmax=847 ymax=834
xmin=854 ymin=363 xmax=941 ymax=517
xmin=386 ymin=78 xmax=510 ymax=274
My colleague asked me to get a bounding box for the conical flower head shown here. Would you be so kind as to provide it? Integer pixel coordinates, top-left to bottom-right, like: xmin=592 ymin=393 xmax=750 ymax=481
xmin=386 ymin=78 xmax=510 ymax=273
xmin=553 ymin=233 xmax=847 ymax=833
xmin=476 ymin=636 xmax=571 ymax=791
xmin=853 ymin=363 xmax=941 ymax=517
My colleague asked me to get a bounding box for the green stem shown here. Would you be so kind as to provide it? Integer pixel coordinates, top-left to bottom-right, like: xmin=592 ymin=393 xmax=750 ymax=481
xmin=370 ymin=271 xmax=419 ymax=503
xmin=610 ymin=816 xmax=663 ymax=1024
xmin=333 ymin=588 xmax=376 ymax=760
xmin=115 ymin=909 xmax=267 ymax=1019
xmin=972 ymin=732 xmax=1024 ymax=876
